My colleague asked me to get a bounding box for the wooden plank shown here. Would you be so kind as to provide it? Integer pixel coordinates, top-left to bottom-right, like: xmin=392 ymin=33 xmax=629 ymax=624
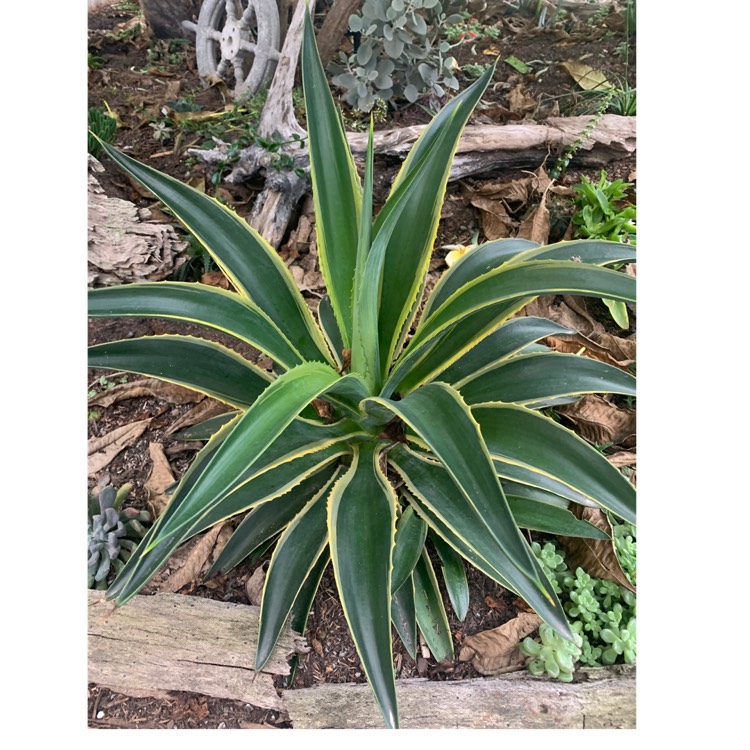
xmin=88 ymin=591 xmax=307 ymax=711
xmin=284 ymin=666 xmax=635 ymax=729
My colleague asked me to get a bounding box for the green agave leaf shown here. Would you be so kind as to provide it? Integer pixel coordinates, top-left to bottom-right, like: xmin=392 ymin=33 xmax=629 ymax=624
xmin=440 ymin=317 xmax=575 ymax=385
xmin=207 ymin=466 xmax=338 ymax=577
xmin=413 ymin=550 xmax=454 ymax=662
xmin=328 ymin=443 xmax=398 ymax=729
xmin=371 ymin=64 xmax=496 ymax=375
xmin=391 ymin=577 xmax=418 ymax=660
xmin=391 ymin=504 xmax=428 ymax=594
xmin=97 ymin=141 xmax=331 ymax=364
xmin=282 ymin=551 xmax=331 ymax=688
xmin=604 ymin=298 xmax=629 ymax=328
xmin=473 ymin=403 xmax=636 ymax=524
xmin=366 ymin=384 xmax=543 ymax=592
xmin=430 ymin=531 xmax=469 ymax=621
xmin=207 ymin=416 xmax=362 ymax=508
xmin=412 ymin=261 xmax=637 ymax=352
xmin=88 ymin=335 xmax=272 ymax=409
xmin=390 ymin=444 xmax=571 ymax=638
xmin=517 ymin=238 xmax=636 ymax=265
xmin=142 ymin=362 xmax=343 ymax=546
xmin=171 ymin=411 xmax=238 ymax=441
xmin=350 ymin=121 xmax=380 ymax=388
xmin=302 ymin=10 xmax=361 ymax=348
xmin=108 ymin=444 xmax=346 ymax=605
xmin=256 ymin=469 xmax=341 ymax=671
xmin=384 ymin=299 xmax=531 ymax=396
xmin=455 ymin=351 xmax=636 ymax=405
xmin=500 ymin=479 xmax=573 ymax=509
xmin=507 ymin=497 xmax=611 ymax=539
xmin=423 ymin=238 xmax=539 ymax=318
xmin=317 ymin=295 xmax=345 ymax=369
xmin=88 ymin=282 xmax=303 ymax=370
xmin=495 ymin=458 xmax=599 ymax=508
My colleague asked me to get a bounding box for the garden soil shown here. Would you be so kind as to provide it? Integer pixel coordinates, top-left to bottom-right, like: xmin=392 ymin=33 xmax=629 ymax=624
xmin=87 ymin=1 xmax=636 ymax=729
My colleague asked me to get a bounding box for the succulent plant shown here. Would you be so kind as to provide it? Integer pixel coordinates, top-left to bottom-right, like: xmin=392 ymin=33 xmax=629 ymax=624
xmin=519 ymin=623 xmax=583 ymax=682
xmin=601 ymin=618 xmax=636 ymax=665
xmin=88 ymin=482 xmax=151 ymax=590
xmin=329 ymin=0 xmax=466 ymax=112
xmin=522 ymin=534 xmax=636 ymax=678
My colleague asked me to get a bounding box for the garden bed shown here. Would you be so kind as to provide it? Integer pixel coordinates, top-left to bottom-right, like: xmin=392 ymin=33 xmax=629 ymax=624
xmin=87 ymin=0 xmax=636 ymax=729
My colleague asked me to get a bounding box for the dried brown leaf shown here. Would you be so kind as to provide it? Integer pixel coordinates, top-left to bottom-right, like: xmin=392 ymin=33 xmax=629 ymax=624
xmin=88 ymin=419 xmax=152 ymax=476
xmin=557 ymin=394 xmax=636 ymax=448
xmin=166 ymin=398 xmax=233 ymax=436
xmin=559 ymin=507 xmax=635 ymax=592
xmin=471 ymin=196 xmax=515 ymax=240
xmin=607 ymin=451 xmax=636 ymax=468
xmin=201 ymin=271 xmax=230 ymax=289
xmin=517 ymin=191 xmax=550 ymax=244
xmin=245 ymin=565 xmax=267 ymax=606
xmin=458 ymin=612 xmax=542 ymax=675
xmin=507 ymin=83 xmax=538 ymax=115
xmin=155 ymin=524 xmax=226 ymax=593
xmin=522 ymin=296 xmax=635 ymax=368
xmin=89 ymin=377 xmax=203 ymax=407
xmin=144 ymin=443 xmax=175 ymax=518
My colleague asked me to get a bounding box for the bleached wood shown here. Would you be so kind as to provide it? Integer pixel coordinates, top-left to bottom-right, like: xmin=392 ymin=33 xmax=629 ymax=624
xmin=88 ymin=157 xmax=188 ymax=286
xmin=284 ymin=666 xmax=636 ymax=729
xmin=88 ymin=591 xmax=307 ymax=711
xmin=346 ymin=115 xmax=636 ymax=180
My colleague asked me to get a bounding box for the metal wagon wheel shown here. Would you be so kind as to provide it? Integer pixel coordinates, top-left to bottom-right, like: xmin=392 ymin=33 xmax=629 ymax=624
xmin=183 ymin=0 xmax=281 ymax=100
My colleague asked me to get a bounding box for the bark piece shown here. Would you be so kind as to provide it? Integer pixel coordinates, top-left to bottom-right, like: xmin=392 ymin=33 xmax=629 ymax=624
xmin=315 ymin=0 xmax=364 ymax=66
xmin=88 ymin=591 xmax=307 ymax=710
xmin=284 ymin=666 xmax=636 ymax=728
xmin=88 ymin=157 xmax=188 ymax=286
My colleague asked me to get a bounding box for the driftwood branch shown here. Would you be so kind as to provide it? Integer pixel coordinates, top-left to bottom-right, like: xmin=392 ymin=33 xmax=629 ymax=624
xmin=346 ymin=115 xmax=636 ymax=179
xmin=88 ymin=591 xmax=307 ymax=711
xmin=88 ymin=156 xmax=188 ymax=286
xmin=195 ymin=115 xmax=635 ymax=187
xmin=284 ymin=666 xmax=636 ymax=729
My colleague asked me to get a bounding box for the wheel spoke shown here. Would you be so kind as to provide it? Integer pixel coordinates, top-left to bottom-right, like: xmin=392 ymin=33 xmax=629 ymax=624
xmin=233 ymin=61 xmax=246 ymax=85
xmin=217 ymin=58 xmax=231 ymax=77
xmin=225 ymin=0 xmax=238 ymax=23
xmin=207 ymin=28 xmax=223 ymax=42
xmin=239 ymin=40 xmax=257 ymax=55
xmin=239 ymin=4 xmax=257 ymax=31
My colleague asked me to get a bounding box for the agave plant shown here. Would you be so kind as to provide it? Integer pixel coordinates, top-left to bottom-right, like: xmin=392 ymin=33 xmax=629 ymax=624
xmin=88 ymin=11 xmax=635 ymax=728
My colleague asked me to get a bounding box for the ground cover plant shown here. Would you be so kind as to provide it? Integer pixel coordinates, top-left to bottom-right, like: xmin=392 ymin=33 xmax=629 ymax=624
xmin=88 ymin=9 xmax=636 ymax=729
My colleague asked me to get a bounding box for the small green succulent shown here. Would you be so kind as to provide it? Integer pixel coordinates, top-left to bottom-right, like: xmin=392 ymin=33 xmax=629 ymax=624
xmin=88 ymin=482 xmax=151 ymax=590
xmin=525 ymin=532 xmax=636 ymax=678
xmin=519 ymin=623 xmax=583 ymax=682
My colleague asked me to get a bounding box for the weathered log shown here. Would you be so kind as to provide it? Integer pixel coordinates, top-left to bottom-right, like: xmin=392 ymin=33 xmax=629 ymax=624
xmin=284 ymin=666 xmax=636 ymax=729
xmin=195 ymin=115 xmax=635 ymax=189
xmin=346 ymin=115 xmax=636 ymax=180
xmin=88 ymin=591 xmax=308 ymax=711
xmin=138 ymin=0 xmax=201 ymax=38
xmin=88 ymin=156 xmax=188 ymax=287
xmin=315 ymin=0 xmax=364 ymax=66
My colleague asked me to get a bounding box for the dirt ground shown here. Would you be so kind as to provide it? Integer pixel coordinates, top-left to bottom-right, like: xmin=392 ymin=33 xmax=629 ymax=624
xmin=87 ymin=0 xmax=635 ymax=729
